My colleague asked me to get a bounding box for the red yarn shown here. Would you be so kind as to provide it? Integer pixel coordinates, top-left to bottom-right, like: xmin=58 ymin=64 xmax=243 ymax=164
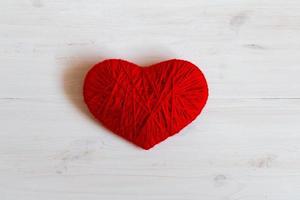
xmin=83 ymin=59 xmax=208 ymax=149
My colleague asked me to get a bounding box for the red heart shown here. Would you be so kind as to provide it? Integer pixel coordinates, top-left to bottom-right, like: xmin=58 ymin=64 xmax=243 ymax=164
xmin=83 ymin=59 xmax=208 ymax=149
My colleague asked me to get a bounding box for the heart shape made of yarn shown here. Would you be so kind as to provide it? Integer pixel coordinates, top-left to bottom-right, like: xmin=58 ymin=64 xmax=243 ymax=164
xmin=83 ymin=59 xmax=208 ymax=149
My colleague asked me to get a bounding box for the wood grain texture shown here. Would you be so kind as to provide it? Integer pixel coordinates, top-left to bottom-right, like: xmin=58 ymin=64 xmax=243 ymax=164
xmin=1 ymin=0 xmax=300 ymax=199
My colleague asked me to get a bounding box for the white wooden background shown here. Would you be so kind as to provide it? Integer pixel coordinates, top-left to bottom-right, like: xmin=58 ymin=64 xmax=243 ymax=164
xmin=1 ymin=0 xmax=300 ymax=199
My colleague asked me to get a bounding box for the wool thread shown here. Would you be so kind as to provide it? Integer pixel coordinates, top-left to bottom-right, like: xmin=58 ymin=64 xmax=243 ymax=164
xmin=83 ymin=59 xmax=208 ymax=149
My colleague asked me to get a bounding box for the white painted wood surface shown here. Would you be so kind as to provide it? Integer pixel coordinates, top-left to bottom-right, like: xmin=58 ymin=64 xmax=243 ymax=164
xmin=1 ymin=0 xmax=300 ymax=199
